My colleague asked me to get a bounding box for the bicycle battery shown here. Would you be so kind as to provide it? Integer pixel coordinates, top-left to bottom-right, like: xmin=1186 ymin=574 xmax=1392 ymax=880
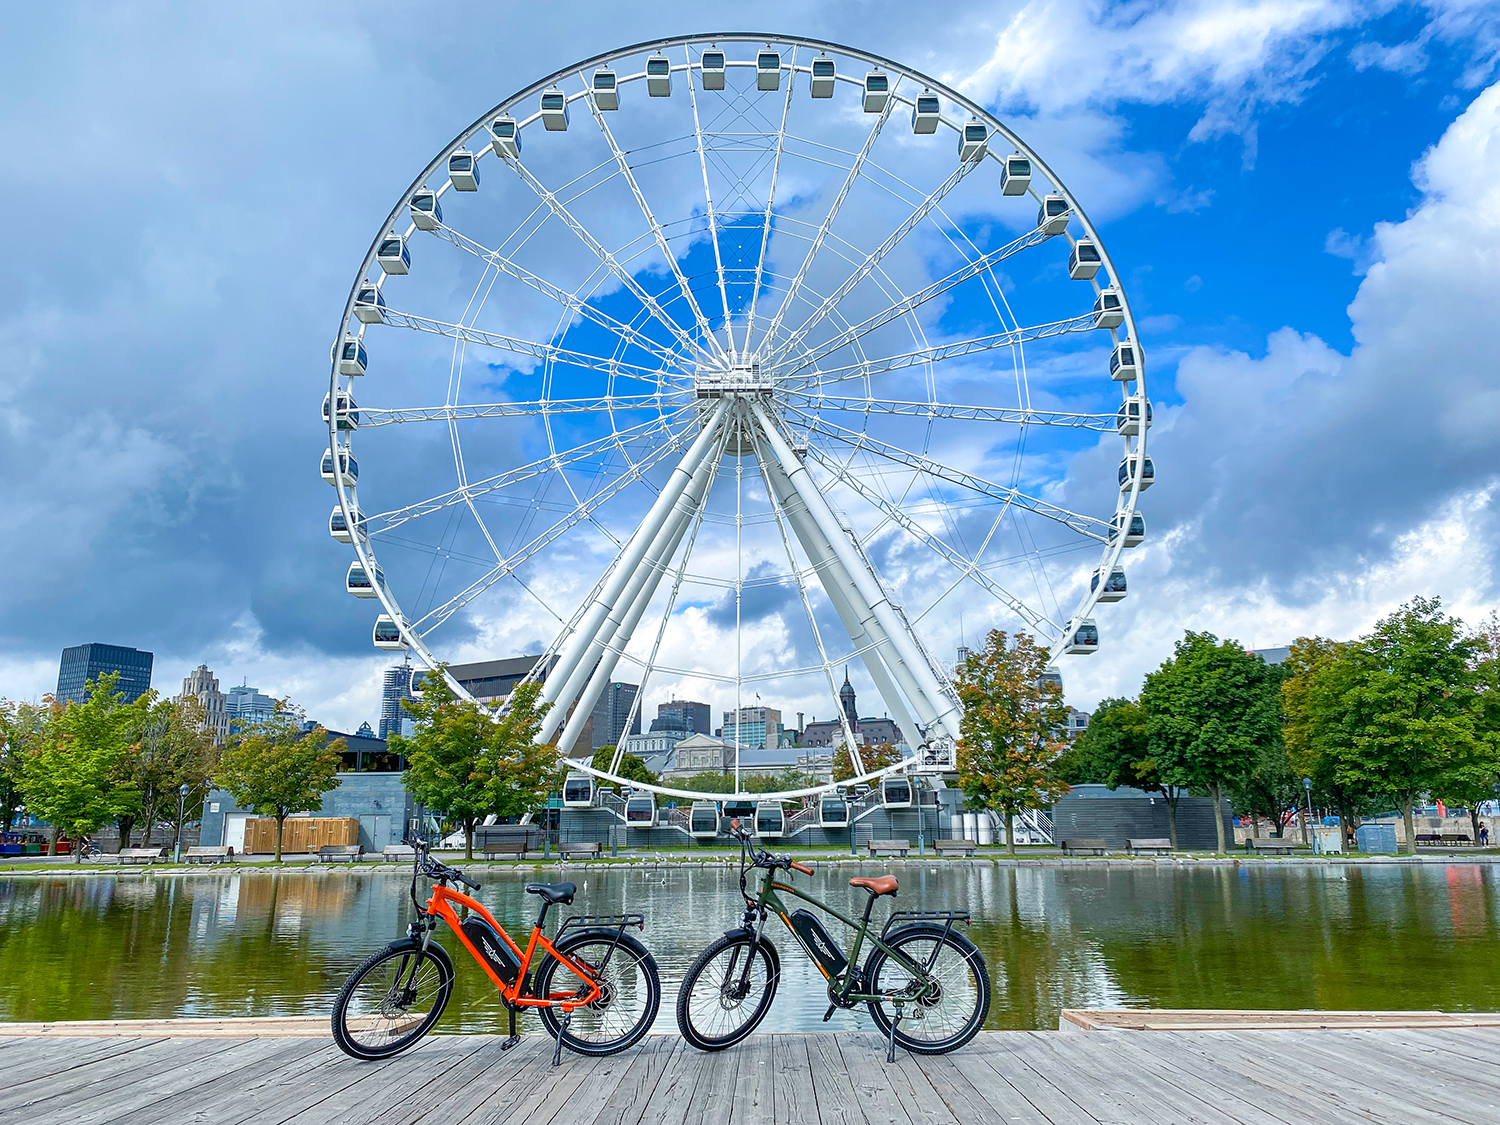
xmin=788 ymin=909 xmax=847 ymax=977
xmin=461 ymin=916 xmax=521 ymax=984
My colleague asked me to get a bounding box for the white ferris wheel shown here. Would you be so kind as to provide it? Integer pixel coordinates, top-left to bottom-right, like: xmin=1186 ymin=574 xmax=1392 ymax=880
xmin=323 ymin=34 xmax=1152 ymax=802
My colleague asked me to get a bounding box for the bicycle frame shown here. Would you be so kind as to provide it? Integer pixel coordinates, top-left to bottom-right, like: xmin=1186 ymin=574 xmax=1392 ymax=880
xmin=420 ymin=882 xmax=603 ymax=1013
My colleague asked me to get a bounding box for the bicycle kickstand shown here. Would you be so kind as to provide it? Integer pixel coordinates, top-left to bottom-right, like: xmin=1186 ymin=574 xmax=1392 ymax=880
xmin=551 ymin=1010 xmax=571 ymax=1068
xmin=886 ymin=1001 xmax=904 ymax=1064
xmin=500 ymin=1004 xmax=520 ymax=1053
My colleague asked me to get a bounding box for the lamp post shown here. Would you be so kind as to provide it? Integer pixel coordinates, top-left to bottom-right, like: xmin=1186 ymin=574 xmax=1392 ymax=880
xmin=1302 ymin=777 xmax=1314 ymax=852
xmin=175 ymin=782 xmax=189 ymax=864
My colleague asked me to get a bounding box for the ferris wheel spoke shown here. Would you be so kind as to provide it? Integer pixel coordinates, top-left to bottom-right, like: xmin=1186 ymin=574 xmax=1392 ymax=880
xmin=754 ymin=92 xmax=897 ymax=358
xmin=741 ymin=65 xmax=797 ymax=356
xmin=500 ymin=155 xmax=714 ymax=365
xmin=359 ymin=392 xmax=691 ymax=428
xmin=368 ymin=410 xmax=695 ymax=536
xmin=788 ymin=409 xmax=1109 ymax=542
xmin=376 ymin=309 xmax=670 ymax=383
xmin=408 ymin=429 xmax=690 ymax=636
xmin=428 ymin=221 xmax=692 ymax=373
xmin=782 ymin=394 xmax=1113 ymax=430
xmin=781 ymin=313 xmax=1098 ymax=392
xmin=685 ymin=48 xmax=735 ymax=352
xmin=582 ymin=90 xmax=729 ymax=364
xmin=781 ymin=225 xmax=1055 ymax=377
xmin=800 ymin=443 xmax=1061 ymax=634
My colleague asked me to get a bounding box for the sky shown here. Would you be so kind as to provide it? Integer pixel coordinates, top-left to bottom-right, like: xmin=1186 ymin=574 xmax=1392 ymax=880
xmin=2 ymin=0 xmax=1499 ymax=734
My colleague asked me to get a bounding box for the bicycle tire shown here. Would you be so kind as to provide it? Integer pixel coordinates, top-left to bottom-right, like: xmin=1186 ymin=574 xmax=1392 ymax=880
xmin=675 ymin=933 xmax=780 ymax=1052
xmin=862 ymin=925 xmax=990 ymax=1054
xmin=331 ymin=939 xmax=454 ymax=1060
xmin=534 ymin=929 xmax=662 ymax=1056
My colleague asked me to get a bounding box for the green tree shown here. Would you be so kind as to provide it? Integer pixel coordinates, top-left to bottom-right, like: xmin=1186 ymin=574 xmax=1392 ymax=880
xmin=591 ymin=746 xmax=658 ymax=790
xmin=1282 ymin=635 xmax=1377 ymax=846
xmin=481 ymin=680 xmax=555 ymax=822
xmin=1142 ymin=632 xmax=1280 ymax=853
xmin=128 ymin=696 xmax=219 ymax=851
xmin=1232 ymin=737 xmax=1304 ymax=840
xmin=954 ymin=629 xmax=1070 ymax=855
xmin=19 ymin=674 xmax=146 ymax=858
xmin=217 ymin=703 xmax=343 ymax=862
xmin=1069 ymin=697 xmax=1190 ymax=848
xmin=832 ymin=740 xmax=901 ymax=783
xmin=0 ymin=698 xmax=52 ymax=833
xmin=678 ymin=771 xmax=735 ymax=794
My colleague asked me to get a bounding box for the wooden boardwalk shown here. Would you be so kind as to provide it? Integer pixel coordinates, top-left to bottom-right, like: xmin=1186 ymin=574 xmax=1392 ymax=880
xmin=3 ymin=1027 xmax=1497 ymax=1124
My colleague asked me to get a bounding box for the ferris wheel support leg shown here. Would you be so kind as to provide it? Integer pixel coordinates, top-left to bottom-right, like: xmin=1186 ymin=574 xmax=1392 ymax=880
xmin=752 ymin=402 xmax=963 ymax=744
xmin=551 ymin=442 xmax=721 ymax=757
xmin=759 ymin=450 xmax=926 ymax=756
xmin=537 ymin=401 xmax=728 ymax=744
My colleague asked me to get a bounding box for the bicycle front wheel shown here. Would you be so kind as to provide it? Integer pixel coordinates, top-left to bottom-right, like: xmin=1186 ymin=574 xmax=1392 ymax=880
xmin=331 ymin=939 xmax=454 ymax=1060
xmin=862 ymin=926 xmax=990 ymax=1054
xmin=675 ymin=933 xmax=779 ymax=1052
xmin=534 ymin=930 xmax=662 ymax=1056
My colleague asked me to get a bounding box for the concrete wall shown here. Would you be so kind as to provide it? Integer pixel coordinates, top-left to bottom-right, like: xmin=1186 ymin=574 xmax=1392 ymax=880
xmin=200 ymin=772 xmax=415 ymax=853
xmin=1050 ymin=784 xmax=1232 ymax=850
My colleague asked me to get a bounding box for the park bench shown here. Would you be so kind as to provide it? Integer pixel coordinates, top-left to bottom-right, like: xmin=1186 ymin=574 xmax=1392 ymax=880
xmin=1415 ymin=833 xmax=1444 ymax=846
xmin=1128 ymin=838 xmax=1173 ymax=856
xmin=482 ymin=839 xmax=530 ymax=860
xmin=317 ymin=845 xmax=363 ymax=863
xmin=1248 ymin=838 xmax=1298 ymax=854
xmin=558 ymin=842 xmax=601 ymax=860
xmin=867 ymin=839 xmax=911 ymax=858
xmin=115 ymin=847 xmax=167 ymax=865
xmin=934 ymin=839 xmax=976 ymax=857
xmin=184 ymin=846 xmax=234 ymax=864
xmin=1059 ymin=838 xmax=1109 ymax=856
xmin=1442 ymin=833 xmax=1475 ymax=846
xmin=382 ymin=845 xmax=416 ymax=860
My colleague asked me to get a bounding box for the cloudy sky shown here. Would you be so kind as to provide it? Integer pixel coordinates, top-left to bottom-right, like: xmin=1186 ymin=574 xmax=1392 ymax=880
xmin=3 ymin=0 xmax=1499 ymax=734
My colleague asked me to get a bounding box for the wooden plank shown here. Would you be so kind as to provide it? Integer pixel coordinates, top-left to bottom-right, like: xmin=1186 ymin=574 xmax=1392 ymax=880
xmin=693 ymin=1042 xmax=743 ymax=1125
xmin=771 ymin=1034 xmax=819 ymax=1125
xmin=589 ymin=1037 xmax=681 ymax=1125
xmin=297 ymin=1036 xmax=493 ymax=1125
xmin=100 ymin=1039 xmax=324 ymax=1125
xmin=639 ymin=1039 xmax=715 ymax=1125
xmin=835 ymin=1033 xmax=909 ymax=1125
xmin=535 ymin=1047 xmax=646 ymax=1125
xmin=1398 ymin=1028 xmax=1500 ymax=1077
xmin=0 ymin=1015 xmax=337 ymax=1037
xmin=215 ymin=1042 xmax=386 ymax=1125
xmin=807 ymin=1030 xmax=867 ymax=1125
xmin=0 ymin=1037 xmax=239 ymax=1118
xmin=0 ymin=1035 xmax=162 ymax=1083
xmin=1000 ymin=1030 xmax=1166 ymax=1125
xmin=1061 ymin=1008 xmax=1500 ymax=1031
xmin=729 ymin=1036 xmax=775 ymax=1125
xmin=964 ymin=1034 xmax=1100 ymax=1124
xmin=399 ymin=1039 xmax=550 ymax=1125
xmin=847 ymin=1031 xmax=956 ymax=1125
xmin=904 ymin=1050 xmax=1035 ymax=1124
xmin=482 ymin=1046 xmax=607 ymax=1125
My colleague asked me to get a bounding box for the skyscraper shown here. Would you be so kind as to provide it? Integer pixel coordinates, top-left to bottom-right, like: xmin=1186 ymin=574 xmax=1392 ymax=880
xmin=177 ymin=664 xmax=229 ymax=744
xmin=657 ymin=699 xmax=711 ymax=736
xmin=591 ymin=682 xmax=641 ymax=749
xmin=56 ymin=643 xmax=154 ymax=704
xmin=225 ymin=684 xmax=278 ymax=728
xmin=380 ymin=662 xmax=415 ymax=739
xmin=721 ymin=706 xmax=783 ymax=750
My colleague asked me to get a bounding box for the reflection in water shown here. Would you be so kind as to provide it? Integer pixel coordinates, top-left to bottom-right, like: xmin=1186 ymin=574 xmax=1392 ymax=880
xmin=2 ymin=864 xmax=1499 ymax=1032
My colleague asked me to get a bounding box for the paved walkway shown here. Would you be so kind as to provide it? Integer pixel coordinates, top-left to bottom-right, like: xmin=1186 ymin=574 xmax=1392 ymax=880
xmin=2 ymin=1027 xmax=1496 ymax=1124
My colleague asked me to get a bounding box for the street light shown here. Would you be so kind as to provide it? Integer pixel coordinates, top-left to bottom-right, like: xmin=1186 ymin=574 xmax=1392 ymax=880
xmin=1302 ymin=777 xmax=1315 ymax=852
xmin=175 ymin=782 xmax=189 ymax=864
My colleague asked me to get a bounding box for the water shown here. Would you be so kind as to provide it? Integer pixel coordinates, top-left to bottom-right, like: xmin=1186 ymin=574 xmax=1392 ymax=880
xmin=3 ymin=863 xmax=1499 ymax=1033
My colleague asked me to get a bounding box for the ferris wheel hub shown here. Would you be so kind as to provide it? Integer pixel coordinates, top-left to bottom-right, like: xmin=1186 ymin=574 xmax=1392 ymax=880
xmin=693 ymin=359 xmax=774 ymax=400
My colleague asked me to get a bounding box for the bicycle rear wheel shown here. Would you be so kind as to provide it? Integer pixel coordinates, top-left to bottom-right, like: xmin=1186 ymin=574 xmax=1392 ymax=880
xmin=332 ymin=939 xmax=454 ymax=1060
xmin=862 ymin=926 xmax=989 ymax=1054
xmin=534 ymin=930 xmax=661 ymax=1056
xmin=675 ymin=933 xmax=779 ymax=1052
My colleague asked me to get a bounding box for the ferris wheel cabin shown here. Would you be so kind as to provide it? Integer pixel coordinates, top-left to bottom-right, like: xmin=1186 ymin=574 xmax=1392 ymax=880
xmin=346 ymin=560 xmax=383 ymax=598
xmin=810 ymin=55 xmax=835 ymax=98
xmin=701 ymin=50 xmax=726 ymax=90
xmin=1001 ymin=154 xmax=1031 ymax=195
xmin=1110 ymin=341 xmax=1140 ymax=382
xmin=647 ymin=54 xmax=672 ymax=97
xmin=624 ymin=793 xmax=657 ymax=827
xmin=376 ymin=234 xmax=409 ymax=275
xmin=818 ymin=794 xmax=850 ymax=828
xmin=1119 ymin=455 xmax=1155 ymax=491
xmin=592 ymin=67 xmax=619 ymax=110
xmin=1038 ymin=194 xmax=1070 ymax=235
xmin=863 ymin=70 xmax=889 ymax=113
xmin=689 ymin=801 xmax=720 ymax=837
xmin=880 ymin=776 xmax=913 ymax=808
xmin=354 ymin=285 xmax=386 ymax=323
xmin=754 ymin=802 xmax=785 ymax=838
xmin=1068 ymin=239 xmax=1102 ymax=280
xmin=1109 ymin=510 xmax=1146 ymax=547
xmin=323 ymin=391 xmax=359 ymax=431
xmin=337 ymin=336 xmax=367 ymax=376
xmin=489 ymin=115 xmax=521 ymax=158
xmin=407 ymin=189 xmax=441 ymax=231
xmin=1091 ymin=565 xmax=1128 ymax=602
xmin=329 ymin=504 xmax=366 ymax=544
xmin=540 ymin=87 xmax=569 ymax=130
xmin=1116 ymin=398 xmax=1153 ymax=435
xmin=757 ymin=51 xmax=781 ymax=90
xmin=1065 ymin=619 xmax=1100 ymax=655
xmin=1038 ymin=669 xmax=1064 ymax=695
xmin=1093 ymin=287 xmax=1124 ymax=329
xmin=321 ymin=447 xmax=357 ymax=487
xmin=373 ymin=614 xmax=406 ymax=650
xmin=959 ymin=120 xmax=988 ymax=161
xmin=562 ymin=773 xmax=595 ymax=808
xmin=911 ymin=93 xmax=939 ymax=133
xmin=447 ymin=149 xmax=479 ymax=192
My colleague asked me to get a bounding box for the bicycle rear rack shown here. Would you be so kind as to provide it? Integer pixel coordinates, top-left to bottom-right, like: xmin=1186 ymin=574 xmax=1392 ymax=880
xmin=556 ymin=912 xmax=645 ymax=938
xmin=881 ymin=909 xmax=971 ymax=941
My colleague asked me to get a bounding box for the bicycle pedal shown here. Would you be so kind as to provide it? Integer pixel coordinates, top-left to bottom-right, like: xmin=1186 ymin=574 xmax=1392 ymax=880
xmin=500 ymin=1034 xmax=521 ymax=1052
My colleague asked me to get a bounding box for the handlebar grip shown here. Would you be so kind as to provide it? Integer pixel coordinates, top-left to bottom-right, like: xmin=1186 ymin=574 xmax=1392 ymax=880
xmin=458 ymin=873 xmax=480 ymax=890
xmin=789 ymin=861 xmax=814 ymax=876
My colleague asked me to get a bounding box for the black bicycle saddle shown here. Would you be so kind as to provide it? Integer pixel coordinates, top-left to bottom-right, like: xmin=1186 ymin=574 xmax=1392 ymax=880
xmin=524 ymin=881 xmax=577 ymax=904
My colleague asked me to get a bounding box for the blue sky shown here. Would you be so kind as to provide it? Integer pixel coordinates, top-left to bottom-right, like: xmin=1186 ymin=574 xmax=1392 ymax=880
xmin=2 ymin=1 xmax=1499 ymax=731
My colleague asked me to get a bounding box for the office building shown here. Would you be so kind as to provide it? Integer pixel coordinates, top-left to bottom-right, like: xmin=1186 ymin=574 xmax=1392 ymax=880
xmin=592 ymin=681 xmax=641 ymax=749
xmin=226 ymin=684 xmax=278 ymax=728
xmin=656 ymin=699 xmax=711 ymax=736
xmin=56 ymin=643 xmax=153 ymax=705
xmin=446 ymin=654 xmax=556 ymax=704
xmin=177 ymin=664 xmax=229 ymax=744
xmin=722 ymin=705 xmax=782 ymax=751
xmin=379 ymin=662 xmax=415 ymax=739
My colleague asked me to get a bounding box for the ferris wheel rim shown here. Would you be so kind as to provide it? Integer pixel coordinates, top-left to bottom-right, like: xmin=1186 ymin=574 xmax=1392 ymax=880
xmin=326 ymin=32 xmax=1149 ymax=803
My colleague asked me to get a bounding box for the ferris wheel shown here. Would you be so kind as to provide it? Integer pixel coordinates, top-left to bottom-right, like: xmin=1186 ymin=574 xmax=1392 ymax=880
xmin=323 ymin=34 xmax=1151 ymax=802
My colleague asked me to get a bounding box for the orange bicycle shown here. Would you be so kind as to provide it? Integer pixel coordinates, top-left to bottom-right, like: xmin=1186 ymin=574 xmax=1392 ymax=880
xmin=331 ymin=840 xmax=660 ymax=1063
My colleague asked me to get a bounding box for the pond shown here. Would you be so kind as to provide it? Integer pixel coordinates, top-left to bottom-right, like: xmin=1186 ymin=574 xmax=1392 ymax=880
xmin=2 ymin=863 xmax=1499 ymax=1033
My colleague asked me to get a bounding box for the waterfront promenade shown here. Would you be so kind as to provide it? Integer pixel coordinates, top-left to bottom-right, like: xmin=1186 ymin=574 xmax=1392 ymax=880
xmin=3 ymin=1022 xmax=1497 ymax=1124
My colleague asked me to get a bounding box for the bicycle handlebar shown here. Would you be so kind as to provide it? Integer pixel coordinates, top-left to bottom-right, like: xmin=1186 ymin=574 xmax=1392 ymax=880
xmin=728 ymin=818 xmax=813 ymax=877
xmin=411 ymin=840 xmax=480 ymax=890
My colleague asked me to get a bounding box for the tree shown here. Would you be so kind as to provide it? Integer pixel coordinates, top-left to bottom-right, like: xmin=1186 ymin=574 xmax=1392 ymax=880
xmin=481 ymin=681 xmax=555 ymax=823
xmin=1069 ymin=697 xmax=1189 ymax=848
xmin=954 ymin=629 xmax=1070 ymax=855
xmin=832 ymin=740 xmax=901 ymax=783
xmin=1282 ymin=635 xmax=1378 ymax=846
xmin=217 ymin=703 xmax=343 ymax=862
xmin=1231 ymin=738 xmax=1304 ymax=840
xmin=18 ymin=674 xmax=146 ymax=858
xmin=591 ymin=746 xmax=658 ymax=790
xmin=128 ymin=696 xmax=219 ymax=851
xmin=1142 ymin=632 xmax=1280 ymax=853
xmin=1326 ymin=598 xmax=1488 ymax=855
xmin=0 ymin=698 xmax=51 ymax=834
